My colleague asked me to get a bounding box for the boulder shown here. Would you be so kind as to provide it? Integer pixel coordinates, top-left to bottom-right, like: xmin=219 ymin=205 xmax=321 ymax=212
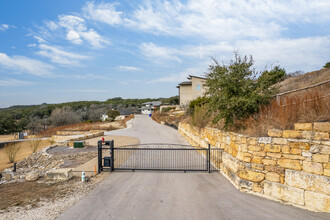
xmin=25 ymin=171 xmax=39 ymax=181
xmin=3 ymin=172 xmax=13 ymax=181
xmin=45 ymin=168 xmax=73 ymax=181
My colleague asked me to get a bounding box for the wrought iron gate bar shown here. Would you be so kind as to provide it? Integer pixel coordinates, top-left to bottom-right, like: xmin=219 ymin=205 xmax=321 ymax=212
xmin=98 ymin=141 xmax=222 ymax=173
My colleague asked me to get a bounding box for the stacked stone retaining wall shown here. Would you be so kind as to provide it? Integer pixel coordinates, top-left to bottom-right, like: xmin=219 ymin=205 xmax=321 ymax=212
xmin=178 ymin=122 xmax=330 ymax=212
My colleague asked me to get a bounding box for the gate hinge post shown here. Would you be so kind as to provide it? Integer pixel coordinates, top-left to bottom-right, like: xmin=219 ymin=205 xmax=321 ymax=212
xmin=110 ymin=140 xmax=114 ymax=172
xmin=208 ymin=143 xmax=211 ymax=173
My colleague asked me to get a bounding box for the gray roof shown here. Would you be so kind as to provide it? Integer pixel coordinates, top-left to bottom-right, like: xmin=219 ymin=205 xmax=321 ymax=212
xmin=178 ymin=81 xmax=192 ymax=86
xmin=187 ymin=75 xmax=206 ymax=80
xmin=142 ymin=101 xmax=162 ymax=106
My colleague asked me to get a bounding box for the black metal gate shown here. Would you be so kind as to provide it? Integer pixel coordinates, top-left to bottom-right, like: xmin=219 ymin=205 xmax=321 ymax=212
xmin=98 ymin=141 xmax=222 ymax=173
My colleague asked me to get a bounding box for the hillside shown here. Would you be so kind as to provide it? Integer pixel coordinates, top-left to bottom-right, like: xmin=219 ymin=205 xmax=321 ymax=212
xmin=277 ymin=68 xmax=330 ymax=94
xmin=0 ymin=96 xmax=179 ymax=135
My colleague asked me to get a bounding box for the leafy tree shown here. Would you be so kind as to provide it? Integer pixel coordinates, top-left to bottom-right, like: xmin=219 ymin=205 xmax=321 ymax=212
xmin=205 ymin=53 xmax=286 ymax=129
xmin=107 ymin=110 xmax=120 ymax=121
xmin=324 ymin=62 xmax=330 ymax=68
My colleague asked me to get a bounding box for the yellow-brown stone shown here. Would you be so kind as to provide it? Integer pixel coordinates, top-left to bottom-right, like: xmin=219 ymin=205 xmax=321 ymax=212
xmin=266 ymin=152 xmax=282 ymax=159
xmin=252 ymin=151 xmax=266 ymax=157
xmin=252 ymin=156 xmax=263 ymax=164
xmin=264 ymin=144 xmax=281 ymax=153
xmin=294 ymin=123 xmax=313 ymax=131
xmin=285 ymin=169 xmax=330 ymax=194
xmin=280 ymin=174 xmax=285 ymax=184
xmin=265 ymin=165 xmax=284 ymax=174
xmin=289 ymin=142 xmax=310 ymax=150
xmin=265 ymin=172 xmax=280 ymax=182
xmin=301 ymin=131 xmax=314 ymax=139
xmin=252 ymin=163 xmax=264 ymax=171
xmin=247 ymin=137 xmax=258 ymax=145
xmin=264 ymin=181 xmax=304 ymax=206
xmin=252 ymin=183 xmax=263 ymax=193
xmin=312 ymin=154 xmax=329 ymax=163
xmin=282 ymin=130 xmax=302 ymax=139
xmin=262 ymin=159 xmax=277 ymax=166
xmin=290 ymin=148 xmax=301 ymax=155
xmin=278 ymin=159 xmax=302 ymax=170
xmin=305 ymin=191 xmax=330 ymax=212
xmin=313 ymin=132 xmax=329 ymax=140
xmin=272 ymin=138 xmax=288 ymax=145
xmin=313 ymin=122 xmax=330 ymax=133
xmin=237 ymin=168 xmax=265 ymax=182
xmin=248 ymin=145 xmax=261 ymax=152
xmin=268 ymin=129 xmax=282 ymax=137
xmin=230 ymin=142 xmax=238 ymax=157
xmin=242 ymin=156 xmax=251 ymax=163
xmin=324 ymin=169 xmax=330 ymax=177
xmin=303 ymin=161 xmax=323 ymax=175
xmin=282 ymin=145 xmax=290 ymax=154
xmin=282 ymin=154 xmax=305 ymax=160
xmin=324 ymin=163 xmax=330 ymax=169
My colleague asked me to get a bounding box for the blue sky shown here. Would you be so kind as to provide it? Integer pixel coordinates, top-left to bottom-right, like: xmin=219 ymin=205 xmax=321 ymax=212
xmin=0 ymin=0 xmax=329 ymax=108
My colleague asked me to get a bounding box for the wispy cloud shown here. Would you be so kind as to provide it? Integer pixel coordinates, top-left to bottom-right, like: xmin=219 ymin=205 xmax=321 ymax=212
xmin=0 ymin=78 xmax=33 ymax=86
xmin=0 ymin=24 xmax=9 ymax=31
xmin=0 ymin=52 xmax=53 ymax=76
xmin=140 ymin=42 xmax=181 ymax=63
xmin=118 ymin=66 xmax=140 ymax=71
xmin=37 ymin=44 xmax=89 ymax=66
xmin=0 ymin=24 xmax=16 ymax=32
xmin=61 ymin=89 xmax=111 ymax=93
xmin=126 ymin=0 xmax=330 ymax=41
xmin=83 ymin=2 xmax=122 ymax=25
xmin=147 ymin=67 xmax=203 ymax=84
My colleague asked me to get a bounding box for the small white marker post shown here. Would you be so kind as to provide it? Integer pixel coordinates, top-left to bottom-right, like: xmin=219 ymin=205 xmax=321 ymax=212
xmin=81 ymin=171 xmax=85 ymax=182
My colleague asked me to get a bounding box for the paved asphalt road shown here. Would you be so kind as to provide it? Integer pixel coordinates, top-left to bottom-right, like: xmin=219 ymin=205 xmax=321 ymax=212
xmin=58 ymin=115 xmax=330 ymax=220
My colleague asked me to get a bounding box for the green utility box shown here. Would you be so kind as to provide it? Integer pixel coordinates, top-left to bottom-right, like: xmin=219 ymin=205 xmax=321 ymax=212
xmin=74 ymin=141 xmax=84 ymax=148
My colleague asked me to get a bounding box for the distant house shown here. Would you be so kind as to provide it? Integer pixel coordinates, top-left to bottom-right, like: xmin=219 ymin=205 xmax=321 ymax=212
xmin=100 ymin=114 xmax=109 ymax=122
xmin=177 ymin=75 xmax=207 ymax=106
xmin=115 ymin=110 xmax=133 ymax=120
xmin=140 ymin=101 xmax=162 ymax=115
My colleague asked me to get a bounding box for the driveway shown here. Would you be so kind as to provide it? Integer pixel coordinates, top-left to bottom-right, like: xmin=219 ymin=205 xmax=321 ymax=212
xmin=58 ymin=115 xmax=329 ymax=220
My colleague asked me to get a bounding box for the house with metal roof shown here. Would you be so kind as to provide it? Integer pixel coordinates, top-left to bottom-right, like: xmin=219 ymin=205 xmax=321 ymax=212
xmin=177 ymin=75 xmax=207 ymax=106
xmin=140 ymin=101 xmax=162 ymax=115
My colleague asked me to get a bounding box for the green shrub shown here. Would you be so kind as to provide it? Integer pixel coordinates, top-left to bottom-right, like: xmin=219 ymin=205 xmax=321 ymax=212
xmin=188 ymin=97 xmax=209 ymax=115
xmin=323 ymin=62 xmax=330 ymax=68
xmin=205 ymin=52 xmax=286 ymax=129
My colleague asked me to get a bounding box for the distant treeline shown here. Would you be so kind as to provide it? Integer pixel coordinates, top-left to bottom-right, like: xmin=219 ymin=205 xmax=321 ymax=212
xmin=0 ymin=96 xmax=179 ymax=135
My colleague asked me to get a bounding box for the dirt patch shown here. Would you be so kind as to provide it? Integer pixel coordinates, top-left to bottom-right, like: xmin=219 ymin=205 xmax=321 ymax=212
xmin=0 ymin=174 xmax=108 ymax=219
xmin=0 ymin=178 xmax=78 ymax=210
xmin=0 ymin=139 xmax=51 ymax=171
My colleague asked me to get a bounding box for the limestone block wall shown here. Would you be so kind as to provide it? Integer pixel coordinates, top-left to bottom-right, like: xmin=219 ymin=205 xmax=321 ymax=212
xmin=178 ymin=122 xmax=330 ymax=212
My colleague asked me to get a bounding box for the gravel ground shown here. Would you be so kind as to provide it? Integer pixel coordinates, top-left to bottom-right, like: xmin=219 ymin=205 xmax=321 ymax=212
xmin=47 ymin=145 xmax=97 ymax=156
xmin=0 ymin=174 xmax=108 ymax=220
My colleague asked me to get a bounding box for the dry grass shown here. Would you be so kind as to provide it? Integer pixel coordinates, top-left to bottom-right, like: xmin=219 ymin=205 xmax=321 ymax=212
xmin=152 ymin=111 xmax=187 ymax=128
xmin=192 ymin=106 xmax=209 ymax=129
xmin=277 ymin=68 xmax=330 ymax=93
xmin=5 ymin=142 xmax=22 ymax=163
xmin=0 ymin=139 xmax=50 ymax=171
xmin=238 ymin=88 xmax=329 ymax=136
xmin=29 ymin=139 xmax=42 ymax=153
xmin=0 ymin=135 xmax=16 ymax=142
xmin=38 ymin=121 xmax=117 ymax=137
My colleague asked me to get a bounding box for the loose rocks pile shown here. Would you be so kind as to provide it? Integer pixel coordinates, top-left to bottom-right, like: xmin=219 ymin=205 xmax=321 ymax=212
xmin=1 ymin=145 xmax=96 ymax=184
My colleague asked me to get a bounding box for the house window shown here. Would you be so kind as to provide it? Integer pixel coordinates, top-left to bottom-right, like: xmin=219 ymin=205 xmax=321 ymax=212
xmin=196 ymin=84 xmax=201 ymax=90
